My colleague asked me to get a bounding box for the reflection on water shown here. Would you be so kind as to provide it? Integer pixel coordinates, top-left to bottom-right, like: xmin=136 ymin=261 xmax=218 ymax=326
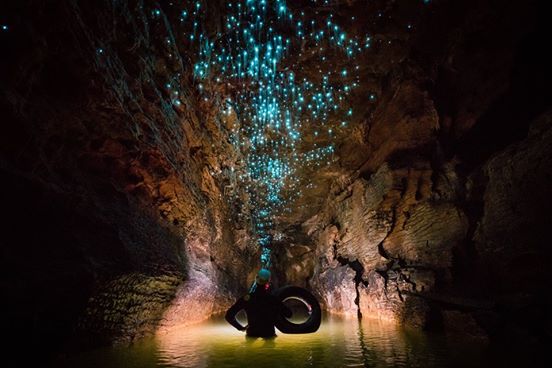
xmin=56 ymin=315 xmax=491 ymax=368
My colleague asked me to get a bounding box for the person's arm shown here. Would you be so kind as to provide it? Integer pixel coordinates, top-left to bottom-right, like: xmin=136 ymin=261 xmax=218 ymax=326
xmin=225 ymin=297 xmax=247 ymax=331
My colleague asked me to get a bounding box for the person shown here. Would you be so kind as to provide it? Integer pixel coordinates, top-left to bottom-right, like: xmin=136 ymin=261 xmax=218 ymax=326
xmin=225 ymin=269 xmax=292 ymax=338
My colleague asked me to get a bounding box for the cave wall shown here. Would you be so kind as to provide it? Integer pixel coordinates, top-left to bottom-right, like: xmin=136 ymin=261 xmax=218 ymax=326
xmin=0 ymin=0 xmax=255 ymax=352
xmin=279 ymin=0 xmax=552 ymax=342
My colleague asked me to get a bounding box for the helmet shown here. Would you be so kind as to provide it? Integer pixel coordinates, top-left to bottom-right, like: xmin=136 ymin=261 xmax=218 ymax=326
xmin=256 ymin=268 xmax=271 ymax=285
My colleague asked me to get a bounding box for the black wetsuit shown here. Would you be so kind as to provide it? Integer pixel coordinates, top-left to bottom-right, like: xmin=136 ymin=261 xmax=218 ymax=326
xmin=225 ymin=287 xmax=292 ymax=337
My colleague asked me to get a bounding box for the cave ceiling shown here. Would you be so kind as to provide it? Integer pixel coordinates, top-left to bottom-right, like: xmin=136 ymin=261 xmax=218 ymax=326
xmin=0 ymin=0 xmax=498 ymax=257
xmin=161 ymin=0 xmax=433 ymax=250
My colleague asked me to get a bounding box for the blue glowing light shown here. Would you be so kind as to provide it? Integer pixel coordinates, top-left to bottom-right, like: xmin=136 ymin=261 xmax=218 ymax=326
xmin=177 ymin=0 xmax=372 ymax=267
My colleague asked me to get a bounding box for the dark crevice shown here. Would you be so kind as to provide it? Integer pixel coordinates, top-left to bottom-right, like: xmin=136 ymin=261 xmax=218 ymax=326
xmin=450 ymin=167 xmax=489 ymax=296
xmin=428 ymin=142 xmax=445 ymax=197
xmin=377 ymin=242 xmax=391 ymax=260
xmin=399 ymin=177 xmax=408 ymax=198
xmin=376 ymin=205 xmax=397 ymax=261
xmin=401 ymin=211 xmax=411 ymax=230
xmin=415 ymin=175 xmax=424 ymax=201
xmin=395 ymin=285 xmax=404 ymax=302
xmin=333 ymin=248 xmax=366 ymax=320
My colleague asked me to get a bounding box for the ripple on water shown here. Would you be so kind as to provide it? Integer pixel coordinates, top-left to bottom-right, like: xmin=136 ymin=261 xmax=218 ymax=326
xmin=55 ymin=315 xmax=490 ymax=368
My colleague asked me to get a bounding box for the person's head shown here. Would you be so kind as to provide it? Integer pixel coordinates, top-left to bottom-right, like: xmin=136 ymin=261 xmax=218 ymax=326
xmin=255 ymin=268 xmax=271 ymax=286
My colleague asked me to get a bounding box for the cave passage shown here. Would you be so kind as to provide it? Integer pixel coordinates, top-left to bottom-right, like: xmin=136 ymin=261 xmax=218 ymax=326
xmin=1 ymin=0 xmax=551 ymax=367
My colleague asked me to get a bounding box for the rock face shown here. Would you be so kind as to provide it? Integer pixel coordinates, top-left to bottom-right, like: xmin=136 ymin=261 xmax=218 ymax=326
xmin=474 ymin=114 xmax=552 ymax=295
xmin=293 ymin=111 xmax=552 ymax=337
xmin=303 ymin=161 xmax=469 ymax=326
xmin=79 ymin=273 xmax=182 ymax=344
xmin=1 ymin=0 xmax=256 ymax=353
xmin=276 ymin=0 xmax=552 ymax=342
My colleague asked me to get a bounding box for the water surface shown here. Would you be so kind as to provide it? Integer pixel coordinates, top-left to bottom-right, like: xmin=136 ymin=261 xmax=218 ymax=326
xmin=56 ymin=315 xmax=502 ymax=368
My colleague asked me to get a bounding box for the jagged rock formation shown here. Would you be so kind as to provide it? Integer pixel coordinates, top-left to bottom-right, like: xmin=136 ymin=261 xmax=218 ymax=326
xmin=280 ymin=111 xmax=552 ymax=339
xmin=276 ymin=0 xmax=552 ymax=342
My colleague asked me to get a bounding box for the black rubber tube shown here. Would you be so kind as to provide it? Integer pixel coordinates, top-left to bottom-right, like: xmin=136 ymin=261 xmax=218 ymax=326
xmin=273 ymin=286 xmax=321 ymax=334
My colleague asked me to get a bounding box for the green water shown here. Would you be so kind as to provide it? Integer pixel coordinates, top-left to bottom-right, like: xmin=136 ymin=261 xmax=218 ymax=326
xmin=54 ymin=316 xmax=517 ymax=368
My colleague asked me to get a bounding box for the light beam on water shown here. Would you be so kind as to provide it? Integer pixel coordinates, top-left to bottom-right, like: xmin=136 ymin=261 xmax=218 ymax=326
xmin=56 ymin=316 xmax=489 ymax=368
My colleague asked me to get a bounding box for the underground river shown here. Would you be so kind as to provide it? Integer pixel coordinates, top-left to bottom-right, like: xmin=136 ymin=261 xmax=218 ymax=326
xmin=53 ymin=315 xmax=539 ymax=368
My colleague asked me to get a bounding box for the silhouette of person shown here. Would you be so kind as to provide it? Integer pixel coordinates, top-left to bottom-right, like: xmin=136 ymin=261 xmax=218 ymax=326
xmin=225 ymin=269 xmax=292 ymax=338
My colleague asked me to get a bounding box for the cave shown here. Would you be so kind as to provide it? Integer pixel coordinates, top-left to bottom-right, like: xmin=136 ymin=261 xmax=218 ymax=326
xmin=1 ymin=0 xmax=551 ymax=367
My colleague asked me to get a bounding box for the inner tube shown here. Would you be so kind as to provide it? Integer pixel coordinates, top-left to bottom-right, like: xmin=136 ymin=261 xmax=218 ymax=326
xmin=273 ymin=285 xmax=321 ymax=334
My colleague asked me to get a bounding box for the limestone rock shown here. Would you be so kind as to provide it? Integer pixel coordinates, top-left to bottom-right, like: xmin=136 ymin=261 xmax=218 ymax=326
xmin=474 ymin=112 xmax=552 ymax=294
xmin=312 ymin=265 xmax=358 ymax=315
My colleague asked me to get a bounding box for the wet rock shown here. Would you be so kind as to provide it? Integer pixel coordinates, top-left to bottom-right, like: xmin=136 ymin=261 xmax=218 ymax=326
xmin=358 ymin=271 xmax=399 ymax=322
xmin=157 ymin=272 xmax=217 ymax=333
xmin=312 ymin=265 xmax=358 ymax=315
xmin=79 ymin=273 xmax=182 ymax=344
